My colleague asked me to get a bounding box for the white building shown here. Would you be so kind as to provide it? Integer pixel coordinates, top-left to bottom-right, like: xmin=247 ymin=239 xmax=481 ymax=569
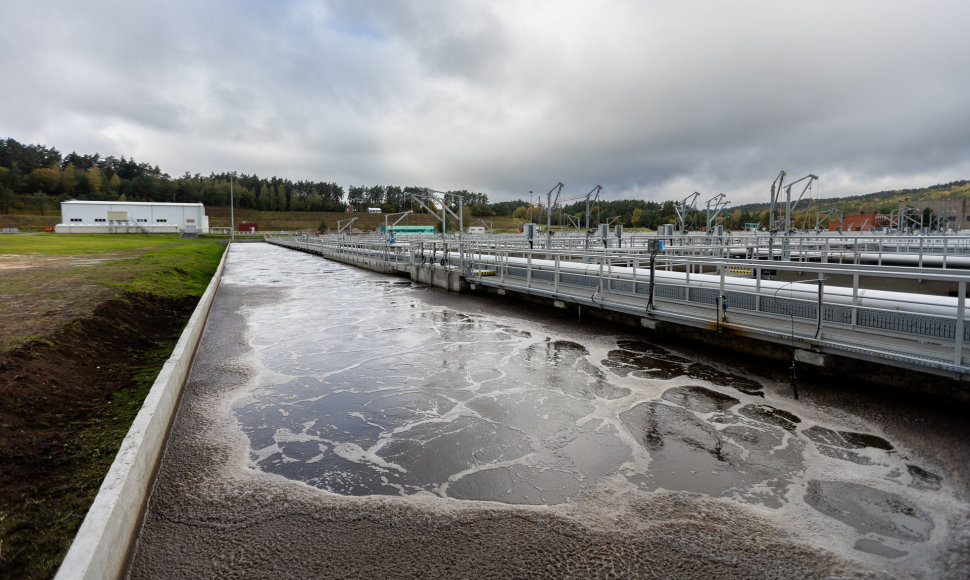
xmin=56 ymin=201 xmax=209 ymax=234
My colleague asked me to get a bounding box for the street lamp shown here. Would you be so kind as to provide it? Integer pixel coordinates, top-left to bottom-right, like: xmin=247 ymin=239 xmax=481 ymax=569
xmin=529 ymin=190 xmax=533 ymax=222
xmin=229 ymin=172 xmax=236 ymax=241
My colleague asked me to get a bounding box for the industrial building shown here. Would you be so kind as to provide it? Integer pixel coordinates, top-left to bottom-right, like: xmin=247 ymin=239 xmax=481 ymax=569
xmin=898 ymin=198 xmax=969 ymax=231
xmin=55 ymin=201 xmax=209 ymax=234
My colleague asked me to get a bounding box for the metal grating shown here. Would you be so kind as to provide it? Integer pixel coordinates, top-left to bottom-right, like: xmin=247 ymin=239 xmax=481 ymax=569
xmin=655 ymin=284 xmax=686 ymax=300
xmin=823 ymin=304 xmax=853 ymax=325
xmin=856 ymin=309 xmax=955 ymax=340
xmin=532 ymin=270 xmax=554 ymax=282
xmin=559 ymin=273 xmax=598 ymax=288
xmin=759 ymin=295 xmax=817 ymax=319
xmin=726 ymin=292 xmax=756 ymax=311
xmin=689 ymin=287 xmax=721 ymax=306
xmin=609 ymin=279 xmax=635 ymax=293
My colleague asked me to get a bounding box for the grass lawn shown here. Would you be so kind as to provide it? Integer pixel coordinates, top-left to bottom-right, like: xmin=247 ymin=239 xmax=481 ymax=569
xmin=0 ymin=234 xmax=226 ymax=579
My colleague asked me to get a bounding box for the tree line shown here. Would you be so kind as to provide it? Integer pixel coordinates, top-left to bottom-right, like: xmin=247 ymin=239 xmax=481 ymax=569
xmin=0 ymin=137 xmax=766 ymax=229
xmin=5 ymin=138 xmax=964 ymax=230
xmin=0 ymin=138 xmax=491 ymax=217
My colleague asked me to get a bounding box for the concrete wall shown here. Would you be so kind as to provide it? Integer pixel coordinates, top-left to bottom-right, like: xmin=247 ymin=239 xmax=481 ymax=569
xmin=410 ymin=263 xmax=466 ymax=292
xmin=54 ymin=244 xmax=229 ymax=580
xmin=59 ymin=201 xmax=208 ymax=233
xmin=54 ymin=225 xmax=181 ymax=234
xmin=467 ymin=282 xmax=970 ymax=402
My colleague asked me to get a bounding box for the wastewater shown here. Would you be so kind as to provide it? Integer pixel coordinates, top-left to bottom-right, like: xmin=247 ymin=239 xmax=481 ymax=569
xmin=127 ymin=243 xmax=970 ymax=578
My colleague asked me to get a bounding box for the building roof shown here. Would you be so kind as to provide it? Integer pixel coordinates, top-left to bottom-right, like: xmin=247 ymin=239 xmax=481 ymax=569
xmin=62 ymin=200 xmax=204 ymax=207
xmin=829 ymin=214 xmax=880 ymax=231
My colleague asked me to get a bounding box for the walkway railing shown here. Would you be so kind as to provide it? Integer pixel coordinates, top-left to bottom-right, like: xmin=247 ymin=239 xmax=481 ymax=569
xmin=268 ymin=234 xmax=970 ymax=378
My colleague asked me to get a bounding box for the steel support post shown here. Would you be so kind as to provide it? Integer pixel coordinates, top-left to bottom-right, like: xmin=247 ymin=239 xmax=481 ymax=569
xmin=527 ymin=251 xmax=532 ymax=289
xmin=956 ymin=280 xmax=966 ymax=365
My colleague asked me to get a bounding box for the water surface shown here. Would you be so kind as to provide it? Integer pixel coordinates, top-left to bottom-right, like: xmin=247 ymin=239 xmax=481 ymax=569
xmin=221 ymin=243 xmax=967 ymax=575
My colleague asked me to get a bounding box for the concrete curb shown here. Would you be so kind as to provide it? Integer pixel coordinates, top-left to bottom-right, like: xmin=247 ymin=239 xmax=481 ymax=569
xmin=54 ymin=244 xmax=230 ymax=580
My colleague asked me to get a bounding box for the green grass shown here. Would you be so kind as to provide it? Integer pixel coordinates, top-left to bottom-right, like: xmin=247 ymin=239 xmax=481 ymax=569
xmin=105 ymin=242 xmax=227 ymax=297
xmin=0 ymin=235 xmax=226 ymax=579
xmin=0 ymin=233 xmax=198 ymax=255
xmin=0 ymin=234 xmax=226 ymax=297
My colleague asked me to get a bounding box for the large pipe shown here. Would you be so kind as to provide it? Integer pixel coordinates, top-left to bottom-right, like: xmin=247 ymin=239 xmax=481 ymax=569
xmin=276 ymin=239 xmax=961 ymax=317
xmin=466 ymin=253 xmax=960 ymax=317
xmin=723 ymin=248 xmax=970 ymax=268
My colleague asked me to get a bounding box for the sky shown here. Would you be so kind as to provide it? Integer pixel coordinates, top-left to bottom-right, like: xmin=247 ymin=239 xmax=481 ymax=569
xmin=2 ymin=0 xmax=970 ymax=205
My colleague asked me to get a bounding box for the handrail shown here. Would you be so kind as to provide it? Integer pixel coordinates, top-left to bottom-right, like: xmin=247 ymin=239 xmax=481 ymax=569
xmin=266 ymin=234 xmax=970 ymax=377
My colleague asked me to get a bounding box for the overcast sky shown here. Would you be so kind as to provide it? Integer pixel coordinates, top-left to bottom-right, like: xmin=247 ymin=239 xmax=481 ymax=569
xmin=2 ymin=0 xmax=969 ymax=204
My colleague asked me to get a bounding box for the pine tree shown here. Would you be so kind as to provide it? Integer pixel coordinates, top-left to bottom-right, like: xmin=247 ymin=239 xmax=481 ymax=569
xmin=87 ymin=166 xmax=104 ymax=192
xmin=275 ymin=184 xmax=287 ymax=212
xmin=61 ymin=162 xmax=77 ymax=195
xmin=258 ymin=183 xmax=272 ymax=211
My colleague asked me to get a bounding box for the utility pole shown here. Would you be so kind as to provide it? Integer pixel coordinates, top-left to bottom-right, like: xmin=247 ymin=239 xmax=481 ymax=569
xmin=229 ymin=172 xmax=235 ymax=241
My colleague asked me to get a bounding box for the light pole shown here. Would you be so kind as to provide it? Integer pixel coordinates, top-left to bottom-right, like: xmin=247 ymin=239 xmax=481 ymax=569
xmin=229 ymin=172 xmax=235 ymax=241
xmin=529 ymin=190 xmax=533 ymax=222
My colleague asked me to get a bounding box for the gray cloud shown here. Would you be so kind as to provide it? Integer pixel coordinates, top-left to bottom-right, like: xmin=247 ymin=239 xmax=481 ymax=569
xmin=2 ymin=0 xmax=969 ymax=204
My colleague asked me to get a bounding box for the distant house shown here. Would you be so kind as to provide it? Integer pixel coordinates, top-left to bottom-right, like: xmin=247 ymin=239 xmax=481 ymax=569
xmin=56 ymin=201 xmax=208 ymax=234
xmin=830 ymin=214 xmax=877 ymax=231
xmin=828 ymin=211 xmax=894 ymax=232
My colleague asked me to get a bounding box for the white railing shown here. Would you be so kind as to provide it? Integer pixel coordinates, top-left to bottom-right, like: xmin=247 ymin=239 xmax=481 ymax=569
xmin=267 ymin=234 xmax=970 ymax=377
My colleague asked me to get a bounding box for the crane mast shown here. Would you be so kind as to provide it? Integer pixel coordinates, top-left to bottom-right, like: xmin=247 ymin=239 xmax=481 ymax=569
xmin=784 ymin=174 xmax=818 ymax=231
xmin=704 ymin=193 xmax=730 ymax=232
xmin=675 ymin=191 xmax=700 ymax=233
xmin=769 ymin=170 xmax=786 ymax=232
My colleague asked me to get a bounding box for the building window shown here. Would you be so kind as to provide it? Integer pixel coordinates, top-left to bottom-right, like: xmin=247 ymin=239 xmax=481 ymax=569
xmin=186 ymin=219 xmax=195 ymax=223
xmin=70 ymin=218 xmax=82 ymax=222
xmin=156 ymin=218 xmax=167 ymax=223
xmin=137 ymin=218 xmax=148 ymax=222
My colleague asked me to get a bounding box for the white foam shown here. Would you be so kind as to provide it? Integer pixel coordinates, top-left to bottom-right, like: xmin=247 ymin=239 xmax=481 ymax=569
xmin=205 ymin=242 xmax=969 ymax=578
xmin=332 ymin=442 xmax=406 ymax=473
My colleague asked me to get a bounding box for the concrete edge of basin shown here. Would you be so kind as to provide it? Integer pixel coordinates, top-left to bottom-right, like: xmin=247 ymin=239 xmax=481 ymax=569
xmin=54 ymin=243 xmax=231 ymax=580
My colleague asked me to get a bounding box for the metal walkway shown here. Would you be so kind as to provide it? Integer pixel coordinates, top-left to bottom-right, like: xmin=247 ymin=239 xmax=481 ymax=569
xmin=268 ymin=234 xmax=970 ymax=381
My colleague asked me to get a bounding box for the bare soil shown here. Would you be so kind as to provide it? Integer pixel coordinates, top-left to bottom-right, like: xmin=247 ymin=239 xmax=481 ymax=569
xmin=0 ymin=289 xmax=196 ymax=578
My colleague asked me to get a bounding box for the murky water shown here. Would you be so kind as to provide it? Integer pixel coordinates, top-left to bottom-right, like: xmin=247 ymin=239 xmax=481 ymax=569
xmin=148 ymin=243 xmax=969 ymax=577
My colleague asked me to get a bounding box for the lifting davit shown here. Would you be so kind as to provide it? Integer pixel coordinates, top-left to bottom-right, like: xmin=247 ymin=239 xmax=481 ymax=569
xmin=770 ymin=171 xmax=818 ymax=233
xmin=784 ymin=174 xmax=819 ymax=232
xmin=704 ymin=193 xmax=730 ymax=233
xmin=675 ymin=191 xmax=700 ymax=233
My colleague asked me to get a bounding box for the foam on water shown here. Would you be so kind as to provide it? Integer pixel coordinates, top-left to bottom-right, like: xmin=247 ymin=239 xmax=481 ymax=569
xmin=128 ymin=243 xmax=969 ymax=578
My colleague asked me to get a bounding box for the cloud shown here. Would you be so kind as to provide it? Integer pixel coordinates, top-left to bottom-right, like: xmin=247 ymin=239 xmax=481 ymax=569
xmin=2 ymin=0 xmax=969 ymax=204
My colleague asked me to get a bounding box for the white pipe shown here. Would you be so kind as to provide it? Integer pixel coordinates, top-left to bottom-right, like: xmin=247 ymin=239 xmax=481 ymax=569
xmin=277 ymin=239 xmax=961 ymax=317
xmin=469 ymin=253 xmax=960 ymax=317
